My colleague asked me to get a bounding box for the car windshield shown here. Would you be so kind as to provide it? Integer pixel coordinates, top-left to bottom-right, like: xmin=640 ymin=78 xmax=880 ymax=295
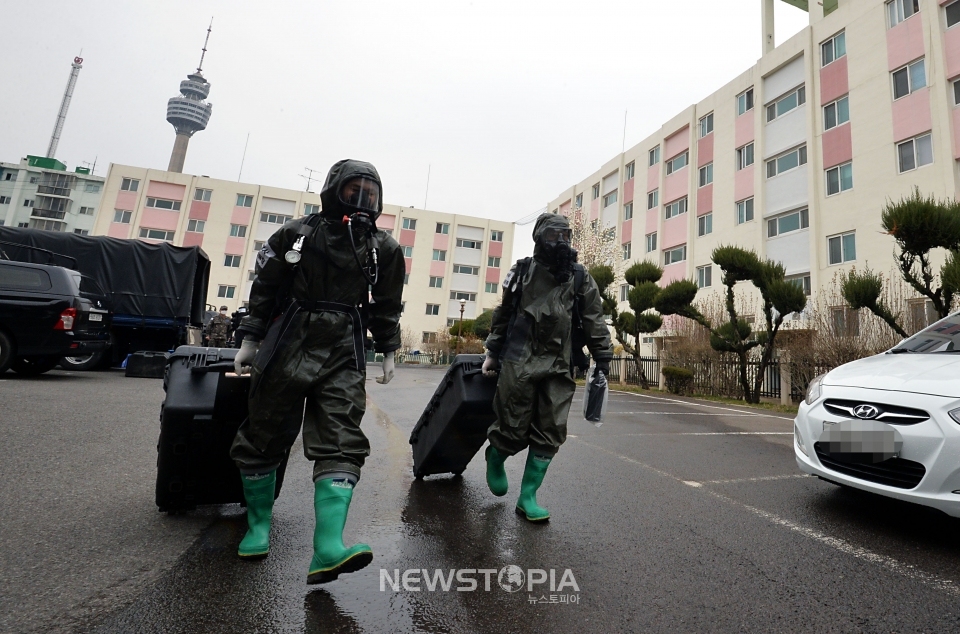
xmin=890 ymin=312 xmax=960 ymax=353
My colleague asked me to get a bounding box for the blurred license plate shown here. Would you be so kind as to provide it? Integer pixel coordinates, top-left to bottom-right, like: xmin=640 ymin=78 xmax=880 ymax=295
xmin=89 ymin=313 xmax=102 ymax=322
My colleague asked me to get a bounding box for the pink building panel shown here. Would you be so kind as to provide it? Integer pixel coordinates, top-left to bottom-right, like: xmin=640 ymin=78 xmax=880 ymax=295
xmin=734 ymin=165 xmax=754 ymax=201
xmin=405 ymin=258 xmax=412 ymax=274
xmin=399 ymin=229 xmax=416 ymax=247
xmin=115 ymin=191 xmax=137 ymax=211
xmin=664 ymin=126 xmax=689 ymax=159
xmin=892 ymin=88 xmax=932 ymax=142
xmin=559 ymin=200 xmax=572 ymax=214
xmin=146 ymin=181 xmax=186 ymax=201
xmin=820 ymin=56 xmax=849 ymax=105
xmin=735 ymin=113 xmax=755 ymax=147
xmin=182 ymin=232 xmax=204 ymax=248
xmin=661 ymin=216 xmax=687 ymax=249
xmin=886 ymin=15 xmax=925 ymax=71
xmin=697 ymin=184 xmax=713 ymax=215
xmin=945 ymin=25 xmax=960 ymax=80
xmin=697 ymin=134 xmax=714 ymax=167
xmin=225 ymin=236 xmax=247 ymax=255
xmin=663 ymin=171 xmax=688 ymax=203
xmin=485 ymin=267 xmax=501 ymax=284
xmin=433 ymin=233 xmax=450 ymax=250
xmin=822 ymin=123 xmax=853 ymax=168
xmin=647 ymin=165 xmax=659 ymax=191
xmin=140 ymin=208 xmax=179 ymax=231
xmin=621 ymin=218 xmax=633 ymax=244
xmin=623 ymin=179 xmax=634 ymax=203
xmin=953 ymin=108 xmax=960 ymax=158
xmin=645 ymin=208 xmax=658 ymax=233
xmin=591 ymin=198 xmax=599 ymax=214
xmin=107 ymin=223 xmax=130 ymax=239
xmin=430 ymin=260 xmax=447 ymax=277
xmin=661 ymin=261 xmax=687 ymax=285
xmin=377 ymin=214 xmax=396 ymax=230
xmin=189 ymin=201 xmax=210 ymax=221
xmin=231 ymin=206 xmax=252 ymax=225
xmin=488 ymin=240 xmax=503 ymax=257
xmin=590 ymin=206 xmax=600 ymax=221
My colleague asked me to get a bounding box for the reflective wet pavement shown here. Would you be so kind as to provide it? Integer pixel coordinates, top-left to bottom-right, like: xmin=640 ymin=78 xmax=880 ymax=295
xmin=5 ymin=368 xmax=960 ymax=632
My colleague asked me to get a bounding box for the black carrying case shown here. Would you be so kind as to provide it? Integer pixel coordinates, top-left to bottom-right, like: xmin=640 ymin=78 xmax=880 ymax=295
xmin=409 ymin=354 xmax=498 ymax=478
xmin=125 ymin=351 xmax=169 ymax=378
xmin=156 ymin=345 xmax=290 ymax=512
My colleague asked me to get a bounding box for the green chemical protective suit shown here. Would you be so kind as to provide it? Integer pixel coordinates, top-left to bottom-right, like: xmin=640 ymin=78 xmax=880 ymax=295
xmin=483 ymin=213 xmax=612 ymax=521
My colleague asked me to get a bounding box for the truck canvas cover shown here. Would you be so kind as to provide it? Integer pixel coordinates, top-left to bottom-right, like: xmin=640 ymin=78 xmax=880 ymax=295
xmin=0 ymin=228 xmax=210 ymax=325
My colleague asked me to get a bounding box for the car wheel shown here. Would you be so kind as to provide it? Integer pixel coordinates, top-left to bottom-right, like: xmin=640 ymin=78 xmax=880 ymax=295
xmin=11 ymin=355 xmax=61 ymax=376
xmin=59 ymin=350 xmax=106 ymax=371
xmin=0 ymin=331 xmax=14 ymax=374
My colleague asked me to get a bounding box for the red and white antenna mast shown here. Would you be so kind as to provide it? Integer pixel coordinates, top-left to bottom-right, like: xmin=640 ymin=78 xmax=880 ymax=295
xmin=47 ymin=56 xmax=83 ymax=159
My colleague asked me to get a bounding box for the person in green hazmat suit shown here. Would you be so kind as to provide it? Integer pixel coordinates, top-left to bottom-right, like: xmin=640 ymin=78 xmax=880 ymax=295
xmin=231 ymin=159 xmax=404 ymax=584
xmin=481 ymin=212 xmax=612 ymax=522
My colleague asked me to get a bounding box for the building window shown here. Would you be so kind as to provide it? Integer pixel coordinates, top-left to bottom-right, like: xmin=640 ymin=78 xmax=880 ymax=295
xmin=698 ymin=163 xmax=713 ymax=187
xmin=254 ymin=240 xmax=265 ymax=252
xmin=248 ymin=271 xmax=256 ymax=281
xmin=0 ymin=196 xmax=8 ymax=204
xmin=120 ymin=178 xmax=139 ymax=192
xmin=217 ymin=285 xmax=236 ymax=299
xmin=432 ymin=249 xmax=446 ymax=261
xmin=22 ymin=199 xmax=34 ymax=207
xmin=485 ymin=282 xmax=499 ymax=294
xmin=766 ymin=85 xmax=806 ymax=122
xmin=422 ymin=332 xmax=438 ymax=344
xmin=488 ymin=256 xmax=501 ymax=267
xmin=384 ymin=229 xmax=393 ymax=236
xmin=823 ymin=96 xmax=850 ymax=131
xmin=304 ymin=203 xmax=320 ymax=215
xmin=620 ymin=284 xmax=630 ymax=302
xmin=602 ymin=190 xmax=618 ymax=208
xmin=429 ymin=276 xmax=443 ymax=288
xmin=665 ymin=152 xmax=689 ymax=175
xmin=647 ymin=190 xmax=659 ymax=210
xmin=645 ymin=232 xmax=658 ymax=253
xmin=84 ymin=183 xmax=100 ymax=193
xmin=402 ymin=218 xmax=417 ymax=230
xmin=404 ymin=273 xmax=409 ymax=285
xmin=426 ymin=304 xmax=440 ymax=316
xmin=897 ymin=133 xmax=933 ymax=172
xmin=146 ymin=197 xmax=182 ymax=211
xmin=664 ymin=197 xmax=688 ymax=220
xmin=622 ymin=242 xmax=632 ymax=260
xmin=786 ymin=274 xmax=812 ymax=296
xmin=696 ymin=265 xmax=712 ymax=289
xmin=139 ymin=227 xmax=175 ymax=242
xmin=456 ymin=238 xmax=482 ymax=249
xmin=4 ymin=173 xmax=14 ymax=181
xmin=948 ymin=0 xmax=960 ymax=28
xmin=259 ymin=212 xmax=291 ymax=225
xmin=229 ymin=224 xmax=248 ymax=238
xmin=79 ymin=206 xmax=94 ymax=215
xmin=113 ymin=209 xmax=132 ymax=224
xmin=591 ymin=183 xmax=600 ymax=199
xmin=887 ymin=0 xmax=919 ymax=28
xmin=766 ymin=145 xmax=807 ymax=178
xmin=625 ymin=161 xmax=636 ymax=180
xmin=831 ymin=306 xmax=861 ymax=337
xmin=698 ymin=213 xmax=713 ymax=237
xmin=767 ymin=208 xmax=809 ymax=238
xmin=453 ymin=264 xmax=479 ymax=275
xmin=187 ymin=219 xmax=205 ymax=233
xmin=491 ymin=230 xmax=503 ymax=242
xmin=624 ymin=202 xmax=634 ymax=221
xmin=17 ymin=222 xmax=28 ymax=227
xmin=29 ymin=176 xmax=38 ymax=184
xmin=436 ymin=222 xmax=450 ymax=234
xmin=828 ymin=232 xmax=857 ymax=264
xmin=737 ymin=198 xmax=754 ymax=224
xmin=224 ymin=254 xmax=242 ymax=267
xmin=734 ymin=147 xmax=753 ymax=179
xmin=402 ymin=246 xmax=414 ymax=258
xmin=236 ymin=194 xmax=253 ymax=207
xmin=699 ymin=113 xmax=714 ymax=138
xmin=953 ymin=79 xmax=960 ymax=106
xmin=450 ymin=291 xmax=477 ymax=301
xmin=648 ymin=146 xmax=660 ymax=166
xmin=892 ymin=59 xmax=926 ymax=100
xmin=737 ymin=88 xmax=754 ymax=116
xmin=663 ymin=245 xmax=687 ymax=266
xmin=821 ymin=32 xmax=846 ymax=67
xmin=74 ymin=229 xmax=90 ymax=236
xmin=826 ymin=162 xmax=854 ymax=195
xmin=194 ymin=188 xmax=212 ymax=202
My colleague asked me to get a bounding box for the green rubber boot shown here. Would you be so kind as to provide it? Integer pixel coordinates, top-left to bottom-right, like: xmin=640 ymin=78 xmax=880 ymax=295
xmin=515 ymin=452 xmax=552 ymax=522
xmin=238 ymin=471 xmax=276 ymax=559
xmin=307 ymin=477 xmax=373 ymax=584
xmin=485 ymin=444 xmax=509 ymax=497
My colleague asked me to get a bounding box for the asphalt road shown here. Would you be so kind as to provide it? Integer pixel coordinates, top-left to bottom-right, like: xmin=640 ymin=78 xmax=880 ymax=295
xmin=4 ymin=366 xmax=960 ymax=633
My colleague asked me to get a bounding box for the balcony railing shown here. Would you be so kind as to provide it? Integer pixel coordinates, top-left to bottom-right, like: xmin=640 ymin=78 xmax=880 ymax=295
xmin=31 ymin=208 xmax=66 ymax=220
xmin=37 ymin=185 xmax=71 ymax=197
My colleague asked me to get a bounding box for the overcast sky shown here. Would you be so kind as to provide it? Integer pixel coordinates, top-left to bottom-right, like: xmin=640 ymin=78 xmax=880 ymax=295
xmin=1 ymin=1 xmax=807 ymax=256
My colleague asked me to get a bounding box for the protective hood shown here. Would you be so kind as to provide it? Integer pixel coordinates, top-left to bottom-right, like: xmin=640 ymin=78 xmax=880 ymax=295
xmin=319 ymin=159 xmax=384 ymax=223
xmin=531 ymin=213 xmax=572 ymax=261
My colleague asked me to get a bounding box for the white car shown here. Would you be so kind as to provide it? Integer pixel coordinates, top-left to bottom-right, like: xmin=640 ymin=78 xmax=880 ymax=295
xmin=795 ymin=312 xmax=960 ymax=517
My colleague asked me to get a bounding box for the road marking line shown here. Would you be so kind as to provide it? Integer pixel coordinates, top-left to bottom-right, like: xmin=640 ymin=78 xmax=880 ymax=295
xmin=609 ymin=390 xmax=796 ymax=420
xmin=700 ymin=474 xmax=812 ymax=485
xmin=603 ymin=432 xmax=793 ymax=437
xmin=604 ymin=411 xmax=767 ymax=417
xmin=573 ymin=437 xmax=960 ymax=597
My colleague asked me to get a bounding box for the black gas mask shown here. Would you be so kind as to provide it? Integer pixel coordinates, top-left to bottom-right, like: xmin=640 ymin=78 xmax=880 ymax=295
xmin=338 ymin=177 xmax=380 ymax=238
xmin=539 ymin=227 xmax=578 ymax=282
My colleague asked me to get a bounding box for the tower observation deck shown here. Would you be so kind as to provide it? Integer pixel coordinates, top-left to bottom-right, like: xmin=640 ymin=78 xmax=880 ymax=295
xmin=166 ymin=21 xmax=213 ymax=173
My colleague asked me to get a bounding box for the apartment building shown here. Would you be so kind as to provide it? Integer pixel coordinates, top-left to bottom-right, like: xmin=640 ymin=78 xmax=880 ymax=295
xmin=92 ymin=164 xmax=514 ymax=346
xmin=547 ymin=0 xmax=960 ymax=342
xmin=0 ymin=156 xmax=104 ymax=234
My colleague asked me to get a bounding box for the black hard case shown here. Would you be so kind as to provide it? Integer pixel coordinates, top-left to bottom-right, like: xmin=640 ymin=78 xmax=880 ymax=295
xmin=409 ymin=354 xmax=498 ymax=478
xmin=126 ymin=350 xmax=169 ymax=378
xmin=156 ymin=346 xmax=289 ymax=512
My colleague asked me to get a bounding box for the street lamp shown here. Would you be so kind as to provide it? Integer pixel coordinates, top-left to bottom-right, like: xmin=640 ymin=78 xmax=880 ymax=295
xmin=455 ymin=298 xmax=466 ymax=357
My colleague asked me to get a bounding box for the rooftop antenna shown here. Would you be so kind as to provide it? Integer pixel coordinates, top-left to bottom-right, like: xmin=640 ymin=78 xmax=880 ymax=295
xmin=47 ymin=54 xmax=84 ymax=159
xmin=238 ymin=133 xmax=250 ymax=181
xmin=423 ymin=164 xmax=431 ymax=210
xmin=198 ymin=17 xmax=213 ymax=74
xmin=81 ymin=157 xmax=98 ymax=174
xmin=300 ymin=166 xmax=321 ymax=192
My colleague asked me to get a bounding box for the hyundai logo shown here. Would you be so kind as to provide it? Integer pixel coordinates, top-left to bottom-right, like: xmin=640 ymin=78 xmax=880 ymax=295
xmin=853 ymin=404 xmax=880 ymax=419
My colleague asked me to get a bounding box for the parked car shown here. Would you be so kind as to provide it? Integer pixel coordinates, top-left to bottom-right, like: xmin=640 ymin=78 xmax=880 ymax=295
xmin=0 ymin=259 xmax=111 ymax=375
xmin=795 ymin=311 xmax=960 ymax=517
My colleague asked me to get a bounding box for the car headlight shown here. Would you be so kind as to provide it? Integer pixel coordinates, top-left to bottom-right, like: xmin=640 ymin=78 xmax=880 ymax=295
xmin=805 ymin=374 xmax=825 ymax=405
xmin=949 ymin=408 xmax=960 ymax=425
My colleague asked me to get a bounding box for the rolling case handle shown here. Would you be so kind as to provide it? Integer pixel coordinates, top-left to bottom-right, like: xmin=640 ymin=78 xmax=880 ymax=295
xmin=190 ymin=362 xmax=238 ymax=374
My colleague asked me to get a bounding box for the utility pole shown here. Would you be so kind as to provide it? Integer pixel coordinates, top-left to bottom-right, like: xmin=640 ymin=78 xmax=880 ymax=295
xmin=300 ymin=166 xmax=321 ymax=192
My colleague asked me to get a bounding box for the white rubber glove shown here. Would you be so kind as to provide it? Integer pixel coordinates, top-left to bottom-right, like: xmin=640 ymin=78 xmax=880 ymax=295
xmin=482 ymin=353 xmax=498 ymax=377
xmin=376 ymin=350 xmax=395 ymax=384
xmin=234 ymin=338 xmax=260 ymax=375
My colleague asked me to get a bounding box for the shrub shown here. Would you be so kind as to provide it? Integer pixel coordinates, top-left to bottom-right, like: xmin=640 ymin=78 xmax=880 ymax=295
xmin=662 ymin=366 xmax=694 ymax=395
